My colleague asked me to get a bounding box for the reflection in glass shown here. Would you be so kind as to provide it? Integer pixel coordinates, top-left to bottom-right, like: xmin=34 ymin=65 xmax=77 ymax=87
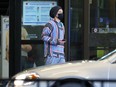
xmin=21 ymin=26 xmax=43 ymax=40
xmin=90 ymin=0 xmax=116 ymax=32
xmin=90 ymin=0 xmax=116 ymax=59
xmin=21 ymin=44 xmax=44 ymax=71
xmin=21 ymin=0 xmax=58 ymax=40
xmin=70 ymin=0 xmax=84 ymax=60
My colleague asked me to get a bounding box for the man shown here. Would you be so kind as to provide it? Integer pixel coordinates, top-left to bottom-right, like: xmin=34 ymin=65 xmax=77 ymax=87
xmin=41 ymin=6 xmax=66 ymax=65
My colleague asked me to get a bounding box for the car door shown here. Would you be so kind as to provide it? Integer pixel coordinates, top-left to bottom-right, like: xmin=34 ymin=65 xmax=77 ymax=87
xmin=108 ymin=55 xmax=116 ymax=87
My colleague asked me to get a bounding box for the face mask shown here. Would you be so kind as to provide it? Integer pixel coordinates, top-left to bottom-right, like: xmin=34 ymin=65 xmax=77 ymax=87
xmin=58 ymin=13 xmax=63 ymax=20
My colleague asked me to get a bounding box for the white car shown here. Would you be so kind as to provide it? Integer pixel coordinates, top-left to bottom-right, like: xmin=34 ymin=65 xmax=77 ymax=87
xmin=6 ymin=49 xmax=116 ymax=87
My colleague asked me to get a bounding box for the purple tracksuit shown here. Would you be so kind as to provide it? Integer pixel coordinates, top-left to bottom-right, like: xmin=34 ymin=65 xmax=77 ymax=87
xmin=41 ymin=19 xmax=65 ymax=65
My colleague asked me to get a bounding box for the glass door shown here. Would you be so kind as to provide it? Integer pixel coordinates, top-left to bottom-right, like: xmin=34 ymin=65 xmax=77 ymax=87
xmin=70 ymin=0 xmax=84 ymax=60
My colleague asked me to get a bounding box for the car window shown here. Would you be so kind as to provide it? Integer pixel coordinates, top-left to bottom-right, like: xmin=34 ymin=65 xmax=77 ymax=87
xmin=98 ymin=49 xmax=116 ymax=62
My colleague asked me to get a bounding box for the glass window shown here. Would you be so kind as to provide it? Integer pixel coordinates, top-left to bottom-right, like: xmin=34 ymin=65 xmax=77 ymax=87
xmin=21 ymin=44 xmax=44 ymax=71
xmin=21 ymin=0 xmax=58 ymax=40
xmin=20 ymin=0 xmax=58 ymax=70
xmin=90 ymin=0 xmax=116 ymax=31
xmin=90 ymin=0 xmax=116 ymax=59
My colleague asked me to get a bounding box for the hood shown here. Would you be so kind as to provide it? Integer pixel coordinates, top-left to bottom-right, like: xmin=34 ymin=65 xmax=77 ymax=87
xmin=14 ymin=60 xmax=109 ymax=80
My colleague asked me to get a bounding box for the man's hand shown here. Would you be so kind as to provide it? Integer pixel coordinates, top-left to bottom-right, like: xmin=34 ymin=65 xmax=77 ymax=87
xmin=58 ymin=39 xmax=66 ymax=45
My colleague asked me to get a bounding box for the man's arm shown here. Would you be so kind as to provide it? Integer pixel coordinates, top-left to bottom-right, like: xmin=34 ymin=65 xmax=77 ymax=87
xmin=41 ymin=23 xmax=58 ymax=45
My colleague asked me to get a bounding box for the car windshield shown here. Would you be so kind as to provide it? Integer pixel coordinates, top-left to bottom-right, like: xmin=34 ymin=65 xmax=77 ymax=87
xmin=98 ymin=49 xmax=116 ymax=61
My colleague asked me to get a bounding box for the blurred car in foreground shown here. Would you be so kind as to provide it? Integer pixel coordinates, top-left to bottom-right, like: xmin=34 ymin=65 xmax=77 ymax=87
xmin=6 ymin=49 xmax=116 ymax=87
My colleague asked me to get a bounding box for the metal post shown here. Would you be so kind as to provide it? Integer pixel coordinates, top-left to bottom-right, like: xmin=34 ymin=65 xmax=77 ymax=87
xmin=84 ymin=0 xmax=90 ymax=60
xmin=65 ymin=0 xmax=71 ymax=61
xmin=9 ymin=0 xmax=21 ymax=78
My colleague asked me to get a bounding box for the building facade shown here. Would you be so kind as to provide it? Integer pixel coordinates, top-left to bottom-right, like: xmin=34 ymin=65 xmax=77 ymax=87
xmin=0 ymin=0 xmax=116 ymax=78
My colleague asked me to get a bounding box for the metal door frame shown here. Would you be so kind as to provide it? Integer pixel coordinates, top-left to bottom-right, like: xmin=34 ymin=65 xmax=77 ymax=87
xmin=83 ymin=0 xmax=90 ymax=60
